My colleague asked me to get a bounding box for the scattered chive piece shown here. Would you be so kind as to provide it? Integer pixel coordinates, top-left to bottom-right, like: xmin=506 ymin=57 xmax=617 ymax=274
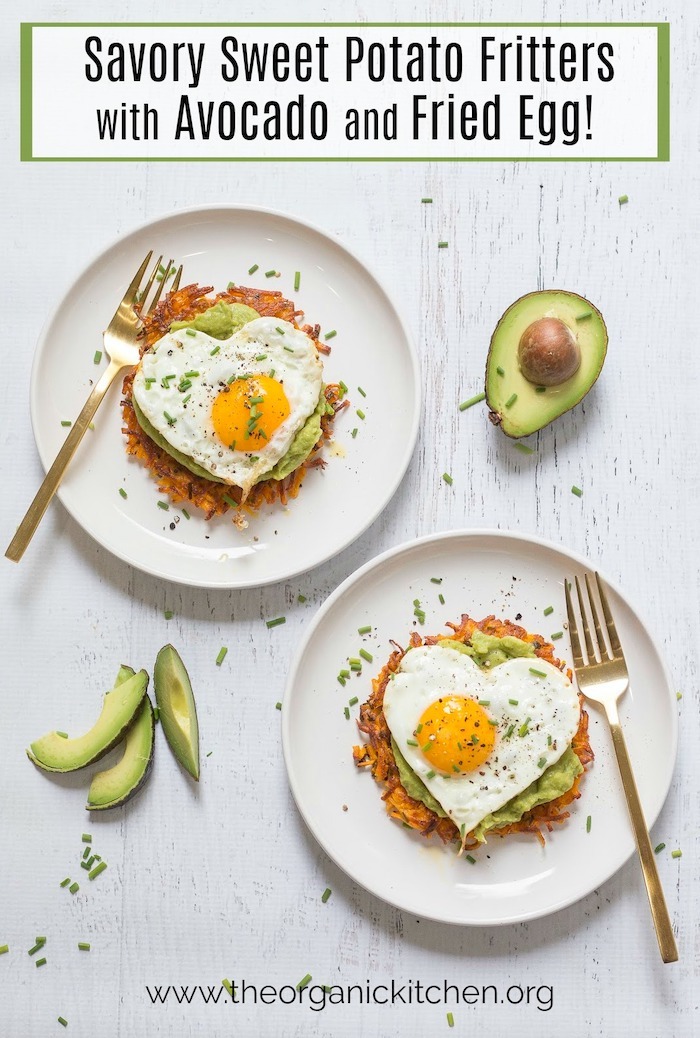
xmin=537 ymin=757 xmax=547 ymax=769
xmin=78 ymin=942 xmax=90 ymax=951
xmin=35 ymin=958 xmax=47 ymax=968
xmin=216 ymin=647 xmax=228 ymax=666
xmin=86 ymin=857 xmax=96 ymax=869
xmin=586 ymin=815 xmax=592 ymax=832
xmin=93 ymin=350 xmax=102 ymax=364
xmin=465 ymin=855 xmax=476 ymax=865
xmin=88 ymin=862 xmax=107 ymax=881
xmin=88 ymin=423 xmax=95 ymax=431
xmin=438 ymin=593 xmax=445 ymax=605
xmin=453 ymin=764 xmax=461 ymax=772
xmin=182 ymin=509 xmax=190 ymax=520
xmin=508 ymin=698 xmax=519 ymax=706
xmin=69 ymin=883 xmax=79 ymax=894
xmin=206 ymin=751 xmax=213 ymax=757
xmin=505 ymin=393 xmax=518 ymax=408
xmin=442 ymin=472 xmax=453 ymax=485
xmin=676 ymin=691 xmax=683 ymax=700
xmin=488 ymin=719 xmax=499 ymax=726
xmin=496 ymin=365 xmax=505 ymax=376
xmin=551 ymin=631 xmax=564 ymax=640
xmin=60 ymin=878 xmax=71 ymax=888
xmin=227 ymin=281 xmax=236 ymax=290
xmin=248 ymin=264 xmax=259 ymax=275
xmin=505 ymin=724 xmax=515 ymax=738
xmin=514 ymin=443 xmax=535 ymax=455
xmin=275 ymin=327 xmax=286 ymax=336
xmin=348 ymin=656 xmax=361 ymax=665
xmin=544 ymin=605 xmax=554 ymax=616
xmin=357 ymin=386 xmax=367 ymax=398
xmin=266 ymin=616 xmax=286 ymax=629
xmin=222 ymin=494 xmax=238 ymax=508
xmin=0 ymin=946 xmax=8 ymax=955
xmin=344 ymin=707 xmax=350 ymax=719
xmin=430 ymin=577 xmax=442 ymax=585
xmin=358 ymin=625 xmax=372 ymax=635
xmin=222 ymin=979 xmax=233 ymax=997
xmin=426 ymin=770 xmax=436 ymax=779
xmin=447 ymin=1011 xmax=455 ymax=1027
xmin=82 ymin=834 xmax=91 ymax=843
xmin=438 ymin=241 xmax=449 ymax=248
xmin=294 ymin=271 xmax=301 ymax=291
xmin=406 ymin=739 xmax=419 ymax=747
xmin=459 ymin=392 xmax=486 ymax=411
xmin=518 ymin=718 xmax=531 ymax=737
xmin=338 ymin=380 xmax=348 ymax=397
xmin=184 ymin=328 xmax=197 ymax=338
xmin=264 ymin=269 xmax=277 ymax=278
xmin=321 ymin=887 xmax=332 ymax=903
xmin=61 ymin=420 xmax=72 ymax=427
xmin=421 ymin=197 xmax=433 ymax=203
xmin=337 ymin=675 xmax=346 ymax=687
xmin=80 ymin=862 xmax=90 ymax=871
xmin=275 ymin=702 xmax=282 ymax=711
xmin=28 ymin=941 xmax=46 ymax=956
xmin=153 ymin=707 xmax=160 ymax=722
xmin=654 ymin=843 xmax=666 ymax=854
xmin=529 ymin=667 xmax=547 ymax=678
xmin=478 ymin=699 xmax=491 ymax=706
xmin=422 ymin=741 xmax=432 ymax=753
xmin=356 ymin=409 xmax=366 ymax=420
xmin=118 ymin=487 xmax=127 ymax=500
xmin=547 ymin=734 xmax=552 ymax=746
xmin=157 ymin=501 xmax=169 ymax=511
xmin=571 ymin=485 xmax=583 ymax=497
xmin=619 ymin=194 xmax=629 ymax=205
xmin=535 ymin=386 xmax=547 ymax=393
xmin=351 ymin=428 xmax=358 ymax=438
xmin=575 ymin=311 xmax=593 ymax=322
xmin=297 ymin=974 xmax=312 ymax=990
xmin=164 ymin=610 xmax=174 ymax=620
xmin=283 ymin=345 xmax=294 ymax=354
xmin=56 ymin=731 xmax=68 ymax=739
xmin=58 ymin=1018 xmax=68 ymax=1028
xmin=324 ymin=330 xmax=337 ymax=341
xmin=210 ymin=345 xmax=220 ymax=356
xmin=359 ymin=648 xmax=373 ymax=663
xmin=298 ymin=594 xmax=308 ymax=604
xmin=83 ymin=847 xmax=91 ymax=860
xmin=672 ymin=849 xmax=682 ymax=859
xmin=348 ymin=696 xmax=359 ymax=707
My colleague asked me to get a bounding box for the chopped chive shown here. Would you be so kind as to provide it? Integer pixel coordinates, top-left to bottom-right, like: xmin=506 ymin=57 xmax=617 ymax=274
xmin=28 ymin=941 xmax=46 ymax=956
xmin=654 ymin=842 xmax=666 ymax=854
xmin=529 ymin=668 xmax=547 ymax=678
xmin=518 ymin=718 xmax=531 ymax=737
xmin=348 ymin=656 xmax=361 ymax=666
xmin=359 ymin=649 xmax=373 ymax=663
xmin=206 ymin=751 xmax=213 ymax=757
xmin=575 ymin=311 xmax=593 ymax=322
xmin=88 ymin=422 xmax=95 ymax=431
xmin=255 ymin=354 xmax=267 ymax=362
xmin=535 ymin=386 xmax=547 ymax=393
xmin=227 ymin=281 xmax=236 ymax=290
xmin=157 ymin=501 xmax=169 ymax=511
xmin=222 ymin=979 xmax=233 ymax=997
xmin=60 ymin=878 xmax=71 ymax=888
xmin=421 ymin=197 xmax=433 ymax=203
xmin=478 ymin=699 xmax=490 ymax=706
xmin=672 ymin=849 xmax=682 ymax=859
xmin=80 ymin=862 xmax=90 ymax=871
xmin=181 ymin=509 xmax=190 ymax=520
xmin=438 ymin=593 xmax=445 ymax=605
xmin=93 ymin=350 xmax=102 ymax=364
xmin=586 ymin=815 xmax=592 ymax=832
xmin=86 ymin=857 xmax=96 ymax=869
xmin=283 ymin=345 xmax=294 ymax=354
xmin=571 ymin=485 xmax=583 ymax=497
xmin=144 ymin=377 xmax=156 ymax=385
xmin=35 ymin=957 xmax=47 ymax=967
xmin=543 ymin=605 xmax=554 ymax=616
xmin=61 ymin=420 xmax=72 ymax=427
xmin=337 ymin=675 xmax=346 ymax=687
xmin=351 ymin=428 xmax=358 ymax=438
xmin=344 ymin=706 xmax=350 ymax=719
xmin=248 ymin=264 xmax=259 ymax=275
xmin=164 ymin=610 xmax=174 ymax=620
xmin=465 ymin=855 xmax=476 ymax=865
xmin=223 ymin=495 xmax=238 ymax=509
xmin=356 ymin=409 xmax=366 ymax=420
xmin=298 ymin=594 xmax=308 ymax=604
xmin=547 ymin=734 xmax=552 ymax=746
xmin=185 ymin=328 xmax=197 ymax=338
xmin=216 ymin=647 xmax=228 ymax=666
xmin=266 ymin=616 xmax=286 ymax=629
xmin=618 ymin=194 xmax=629 ymax=205
xmin=83 ymin=847 xmax=91 ymax=860
xmin=324 ymin=330 xmax=337 ymax=341
xmin=430 ymin=577 xmax=442 ymax=585
xmin=88 ymin=862 xmax=107 ymax=881
xmin=496 ymin=366 xmax=505 ymax=376
xmin=69 ymin=883 xmax=79 ymax=894
xmin=514 ymin=443 xmax=535 ymax=455
xmin=294 ymin=271 xmax=301 ymax=291
xmin=82 ymin=834 xmax=91 ymax=843
xmin=425 ymin=770 xmax=436 ymax=779
xmin=264 ymin=269 xmax=277 ymax=278
xmin=153 ymin=707 xmax=159 ymax=723
xmin=406 ymin=738 xmax=419 ymax=747
xmin=297 ymin=973 xmax=312 ymax=990
xmin=78 ymin=942 xmax=90 ymax=951
xmin=56 ymin=731 xmax=68 ymax=739
xmin=505 ymin=393 xmax=518 ymax=408
xmin=508 ymin=698 xmax=519 ymax=706
xmin=163 ymin=411 xmax=176 ymax=426
xmin=442 ymin=472 xmax=453 ymax=485
xmin=447 ymin=1011 xmax=455 ymax=1027
xmin=210 ymin=345 xmax=220 ymax=356
xmin=356 ymin=387 xmax=368 ymax=401
xmin=452 ymin=764 xmax=461 ymax=772
xmin=321 ymin=887 xmax=332 ymax=903
xmin=677 ymin=691 xmax=683 ymax=700
xmin=118 ymin=487 xmax=127 ymax=499
xmin=275 ymin=327 xmax=286 ymax=336
xmin=358 ymin=625 xmax=372 ymax=635
xmin=58 ymin=1018 xmax=68 ymax=1028
xmin=348 ymin=696 xmax=358 ymax=707
xmin=422 ymin=742 xmax=433 ymax=753
xmin=538 ymin=757 xmax=547 ymax=769
xmin=488 ymin=719 xmax=499 ymax=726
xmin=459 ymin=392 xmax=486 ymax=411
xmin=0 ymin=946 xmax=8 ymax=955
xmin=338 ymin=380 xmax=348 ymax=397
xmin=438 ymin=241 xmax=449 ymax=248
xmin=249 ymin=396 xmax=264 ymax=405
xmin=504 ymin=724 xmax=515 ymax=738
xmin=551 ymin=631 xmax=564 ymax=640
xmin=275 ymin=702 xmax=282 ymax=711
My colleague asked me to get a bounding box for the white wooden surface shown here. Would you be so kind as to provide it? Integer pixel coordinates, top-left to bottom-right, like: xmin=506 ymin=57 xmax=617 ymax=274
xmin=1 ymin=2 xmax=697 ymax=1036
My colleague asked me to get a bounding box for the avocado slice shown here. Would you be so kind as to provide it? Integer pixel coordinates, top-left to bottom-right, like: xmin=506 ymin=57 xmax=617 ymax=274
xmin=485 ymin=290 xmax=607 ymax=437
xmin=27 ymin=670 xmax=149 ymax=773
xmin=154 ymin=645 xmax=200 ymax=781
xmin=86 ymin=666 xmax=156 ymax=811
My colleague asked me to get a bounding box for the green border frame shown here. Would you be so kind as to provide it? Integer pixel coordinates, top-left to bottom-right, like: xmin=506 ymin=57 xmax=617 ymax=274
xmin=19 ymin=21 xmax=670 ymax=162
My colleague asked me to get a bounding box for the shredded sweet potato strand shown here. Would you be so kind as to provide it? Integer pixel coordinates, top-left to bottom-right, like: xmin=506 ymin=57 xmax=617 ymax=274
xmin=121 ymin=283 xmax=346 ymax=520
xmin=353 ymin=615 xmax=594 ymax=849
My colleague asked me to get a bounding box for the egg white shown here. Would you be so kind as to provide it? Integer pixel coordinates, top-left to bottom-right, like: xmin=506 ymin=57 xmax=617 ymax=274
xmin=383 ymin=645 xmax=580 ymax=837
xmin=132 ymin=316 xmax=324 ymax=495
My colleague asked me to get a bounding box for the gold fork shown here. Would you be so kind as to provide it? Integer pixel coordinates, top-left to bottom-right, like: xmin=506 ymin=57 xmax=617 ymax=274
xmin=5 ymin=252 xmax=182 ymax=563
xmin=564 ymin=572 xmax=678 ymax=963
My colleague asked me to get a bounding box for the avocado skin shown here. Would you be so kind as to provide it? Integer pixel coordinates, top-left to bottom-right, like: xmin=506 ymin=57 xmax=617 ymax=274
xmin=485 ymin=290 xmax=608 ymax=438
xmin=27 ymin=670 xmax=149 ymax=773
xmin=86 ymin=695 xmax=156 ymax=811
xmin=154 ymin=645 xmax=200 ymax=781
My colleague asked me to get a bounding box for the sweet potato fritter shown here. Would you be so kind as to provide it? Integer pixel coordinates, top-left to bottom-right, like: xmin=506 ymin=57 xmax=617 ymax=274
xmin=121 ymin=283 xmax=347 ymax=520
xmin=353 ymin=615 xmax=594 ymax=849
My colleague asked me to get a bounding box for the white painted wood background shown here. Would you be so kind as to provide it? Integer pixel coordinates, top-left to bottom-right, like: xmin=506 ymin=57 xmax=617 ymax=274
xmin=1 ymin=1 xmax=697 ymax=1036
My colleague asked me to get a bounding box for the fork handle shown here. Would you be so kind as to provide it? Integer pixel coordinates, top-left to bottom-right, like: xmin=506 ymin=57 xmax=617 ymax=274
xmin=608 ymin=713 xmax=679 ymax=963
xmin=5 ymin=359 xmax=124 ymax=563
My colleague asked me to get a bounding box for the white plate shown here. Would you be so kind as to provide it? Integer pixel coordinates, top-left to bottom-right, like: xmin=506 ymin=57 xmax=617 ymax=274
xmin=30 ymin=205 xmax=419 ymax=588
xmin=282 ymin=530 xmax=678 ymax=925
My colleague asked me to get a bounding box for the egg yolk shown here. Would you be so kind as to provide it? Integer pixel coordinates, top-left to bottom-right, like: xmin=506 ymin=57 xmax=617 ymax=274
xmin=211 ymin=375 xmax=290 ymax=451
xmin=418 ymin=696 xmax=496 ymax=774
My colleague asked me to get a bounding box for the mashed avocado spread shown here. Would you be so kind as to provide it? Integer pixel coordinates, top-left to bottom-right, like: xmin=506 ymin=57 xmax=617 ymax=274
xmin=133 ymin=301 xmax=332 ymax=488
xmin=392 ymin=633 xmax=582 ymax=843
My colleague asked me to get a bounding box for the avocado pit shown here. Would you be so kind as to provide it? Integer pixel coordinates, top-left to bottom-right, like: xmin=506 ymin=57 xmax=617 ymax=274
xmin=517 ymin=317 xmax=581 ymax=387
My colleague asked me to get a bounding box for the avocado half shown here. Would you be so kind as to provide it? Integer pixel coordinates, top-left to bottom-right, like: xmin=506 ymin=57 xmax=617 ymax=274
xmin=154 ymin=645 xmax=200 ymax=781
xmin=27 ymin=670 xmax=149 ymax=773
xmin=86 ymin=666 xmax=156 ymax=811
xmin=485 ymin=290 xmax=607 ymax=438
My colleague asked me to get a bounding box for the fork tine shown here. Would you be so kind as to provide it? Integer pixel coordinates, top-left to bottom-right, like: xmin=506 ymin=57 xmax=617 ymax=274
xmin=136 ymin=253 xmax=162 ymax=313
xmin=564 ymin=579 xmax=584 ymax=667
xmin=585 ymin=573 xmax=611 ymax=661
xmin=595 ymin=572 xmax=623 ymax=658
xmin=172 ymin=265 xmax=183 ymax=292
xmin=145 ymin=258 xmax=173 ymax=315
xmin=575 ymin=576 xmax=597 ymax=661
xmin=121 ymin=251 xmax=154 ymax=309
